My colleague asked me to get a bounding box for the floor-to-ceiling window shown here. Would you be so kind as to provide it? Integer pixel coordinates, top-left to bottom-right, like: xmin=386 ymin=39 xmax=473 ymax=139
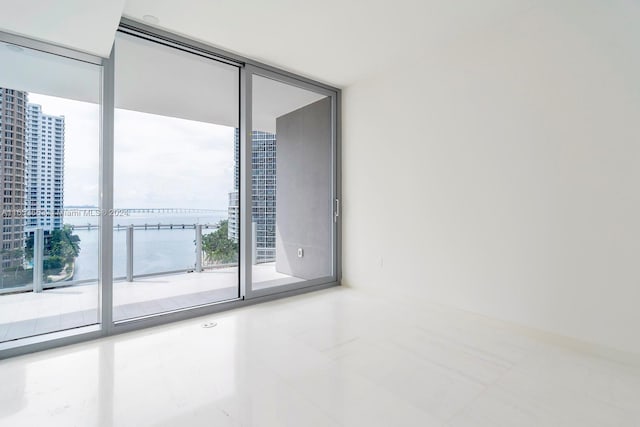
xmin=0 ymin=22 xmax=339 ymax=357
xmin=0 ymin=40 xmax=101 ymax=343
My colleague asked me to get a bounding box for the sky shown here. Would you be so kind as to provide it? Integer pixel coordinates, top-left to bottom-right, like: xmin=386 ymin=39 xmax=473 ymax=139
xmin=28 ymin=93 xmax=235 ymax=210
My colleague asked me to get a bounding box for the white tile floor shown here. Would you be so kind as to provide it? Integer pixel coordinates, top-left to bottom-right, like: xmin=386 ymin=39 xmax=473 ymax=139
xmin=1 ymin=286 xmax=639 ymax=426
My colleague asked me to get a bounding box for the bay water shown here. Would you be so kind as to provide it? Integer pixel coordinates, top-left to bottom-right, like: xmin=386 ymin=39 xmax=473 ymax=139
xmin=64 ymin=210 xmax=227 ymax=281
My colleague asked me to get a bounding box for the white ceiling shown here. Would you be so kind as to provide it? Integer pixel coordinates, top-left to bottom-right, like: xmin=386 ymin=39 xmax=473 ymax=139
xmin=120 ymin=0 xmax=537 ymax=87
xmin=0 ymin=7 xmax=326 ymax=132
xmin=0 ymin=0 xmax=124 ymax=58
xmin=0 ymin=0 xmax=539 ymax=88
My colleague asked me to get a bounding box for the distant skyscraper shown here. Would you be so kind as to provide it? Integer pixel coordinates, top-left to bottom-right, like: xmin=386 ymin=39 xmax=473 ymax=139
xmin=25 ymin=103 xmax=65 ymax=234
xmin=227 ymin=129 xmax=240 ymax=243
xmin=227 ymin=190 xmax=239 ymax=242
xmin=228 ymin=129 xmax=277 ymax=262
xmin=0 ymin=88 xmax=27 ymax=269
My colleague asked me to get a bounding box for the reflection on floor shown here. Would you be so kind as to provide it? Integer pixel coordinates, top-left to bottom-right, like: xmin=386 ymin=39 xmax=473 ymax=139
xmin=0 ymin=263 xmax=304 ymax=343
xmin=1 ymin=287 xmax=639 ymax=426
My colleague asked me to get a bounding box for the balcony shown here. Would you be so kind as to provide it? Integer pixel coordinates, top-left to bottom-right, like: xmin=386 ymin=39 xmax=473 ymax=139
xmin=0 ymin=263 xmax=298 ymax=342
xmin=0 ymin=224 xmax=306 ymax=343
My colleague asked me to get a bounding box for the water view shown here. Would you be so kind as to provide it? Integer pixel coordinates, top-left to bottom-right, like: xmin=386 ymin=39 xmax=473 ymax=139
xmin=65 ymin=210 xmax=228 ymax=281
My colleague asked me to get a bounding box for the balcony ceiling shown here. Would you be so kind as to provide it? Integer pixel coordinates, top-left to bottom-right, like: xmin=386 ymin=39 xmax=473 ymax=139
xmin=0 ymin=0 xmax=540 ymax=88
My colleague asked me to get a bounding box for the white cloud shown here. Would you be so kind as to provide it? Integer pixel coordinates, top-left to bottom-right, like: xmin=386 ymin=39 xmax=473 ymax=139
xmin=29 ymin=93 xmax=100 ymax=206
xmin=28 ymin=93 xmax=235 ymax=210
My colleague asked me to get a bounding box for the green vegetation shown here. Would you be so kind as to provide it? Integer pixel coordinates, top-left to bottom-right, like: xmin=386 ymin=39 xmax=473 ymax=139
xmin=202 ymin=220 xmax=238 ymax=264
xmin=24 ymin=225 xmax=81 ymax=275
xmin=48 ymin=225 xmax=81 ymax=265
xmin=26 ymin=225 xmax=80 ymax=262
xmin=0 ymin=226 xmax=80 ymax=287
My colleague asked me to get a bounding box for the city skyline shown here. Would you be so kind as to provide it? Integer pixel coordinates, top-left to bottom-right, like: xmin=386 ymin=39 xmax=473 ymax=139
xmin=0 ymin=89 xmax=66 ymax=268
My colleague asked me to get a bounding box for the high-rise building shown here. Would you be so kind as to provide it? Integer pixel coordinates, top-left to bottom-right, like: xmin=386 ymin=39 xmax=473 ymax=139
xmin=227 ymin=129 xmax=277 ymax=262
xmin=227 ymin=129 xmax=240 ymax=243
xmin=227 ymin=190 xmax=239 ymax=242
xmin=25 ymin=103 xmax=65 ymax=234
xmin=0 ymin=88 xmax=27 ymax=269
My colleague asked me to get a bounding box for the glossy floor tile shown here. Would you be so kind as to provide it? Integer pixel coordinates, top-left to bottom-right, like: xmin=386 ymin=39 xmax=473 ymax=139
xmin=1 ymin=287 xmax=640 ymax=426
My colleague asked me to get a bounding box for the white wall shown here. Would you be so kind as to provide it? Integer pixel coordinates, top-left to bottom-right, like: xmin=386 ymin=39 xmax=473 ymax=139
xmin=342 ymin=1 xmax=640 ymax=355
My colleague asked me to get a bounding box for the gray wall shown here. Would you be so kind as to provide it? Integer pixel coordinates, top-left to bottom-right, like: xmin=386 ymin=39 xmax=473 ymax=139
xmin=275 ymin=97 xmax=332 ymax=280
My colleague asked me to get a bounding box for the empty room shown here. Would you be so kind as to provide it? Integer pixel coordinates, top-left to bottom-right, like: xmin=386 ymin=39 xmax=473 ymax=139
xmin=1 ymin=0 xmax=639 ymax=426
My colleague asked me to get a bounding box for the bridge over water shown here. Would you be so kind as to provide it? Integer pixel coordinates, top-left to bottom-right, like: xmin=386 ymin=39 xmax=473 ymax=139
xmin=117 ymin=208 xmax=225 ymax=214
xmin=64 ymin=207 xmax=227 ymax=215
xmin=69 ymin=223 xmax=219 ymax=231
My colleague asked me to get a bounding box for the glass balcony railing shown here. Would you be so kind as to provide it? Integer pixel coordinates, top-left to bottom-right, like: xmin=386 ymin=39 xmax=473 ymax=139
xmin=0 ymin=222 xmax=245 ymax=293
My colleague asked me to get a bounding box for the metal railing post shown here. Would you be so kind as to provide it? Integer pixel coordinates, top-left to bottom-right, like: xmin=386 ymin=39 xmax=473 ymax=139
xmin=126 ymin=225 xmax=134 ymax=282
xmin=33 ymin=228 xmax=44 ymax=293
xmin=195 ymin=224 xmax=202 ymax=272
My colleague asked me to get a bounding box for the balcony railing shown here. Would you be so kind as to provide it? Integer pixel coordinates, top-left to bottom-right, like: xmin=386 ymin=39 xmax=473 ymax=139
xmin=0 ymin=222 xmax=276 ymax=295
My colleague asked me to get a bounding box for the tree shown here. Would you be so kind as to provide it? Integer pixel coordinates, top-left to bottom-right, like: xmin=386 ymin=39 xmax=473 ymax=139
xmin=48 ymin=225 xmax=81 ymax=264
xmin=202 ymin=220 xmax=238 ymax=264
xmin=25 ymin=225 xmax=81 ymax=267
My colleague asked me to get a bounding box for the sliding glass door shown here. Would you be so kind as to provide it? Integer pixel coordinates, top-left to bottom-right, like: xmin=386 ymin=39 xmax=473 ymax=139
xmin=246 ymin=70 xmax=337 ymax=297
xmin=0 ymin=22 xmax=339 ymax=356
xmin=112 ymin=32 xmax=240 ymax=321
